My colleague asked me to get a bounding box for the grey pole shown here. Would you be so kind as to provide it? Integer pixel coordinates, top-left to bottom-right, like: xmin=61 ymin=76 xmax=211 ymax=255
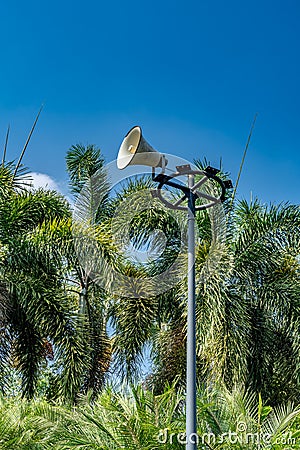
xmin=186 ymin=174 xmax=197 ymax=449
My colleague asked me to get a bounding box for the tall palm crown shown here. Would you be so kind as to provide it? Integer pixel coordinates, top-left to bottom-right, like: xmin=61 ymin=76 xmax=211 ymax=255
xmin=0 ymin=160 xmax=88 ymax=399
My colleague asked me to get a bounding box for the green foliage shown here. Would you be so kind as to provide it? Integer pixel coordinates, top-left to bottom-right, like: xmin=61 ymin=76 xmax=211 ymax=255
xmin=66 ymin=143 xmax=105 ymax=195
xmin=0 ymin=162 xmax=88 ymax=400
xmin=0 ymin=384 xmax=300 ymax=449
xmin=65 ymin=144 xmax=113 ymax=397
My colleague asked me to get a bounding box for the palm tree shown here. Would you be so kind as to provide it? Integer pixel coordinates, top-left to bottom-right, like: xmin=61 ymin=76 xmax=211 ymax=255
xmin=228 ymin=200 xmax=300 ymax=404
xmin=195 ymin=383 xmax=300 ymax=449
xmin=0 ymin=160 xmax=88 ymax=399
xmin=28 ymin=384 xmax=184 ymax=449
xmin=64 ymin=143 xmax=114 ymax=395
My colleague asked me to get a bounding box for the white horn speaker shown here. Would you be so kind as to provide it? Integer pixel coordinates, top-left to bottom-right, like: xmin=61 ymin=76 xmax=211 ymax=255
xmin=117 ymin=126 xmax=167 ymax=169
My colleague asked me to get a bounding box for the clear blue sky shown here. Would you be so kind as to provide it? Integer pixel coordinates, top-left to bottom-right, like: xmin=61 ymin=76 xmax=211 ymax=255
xmin=0 ymin=0 xmax=299 ymax=204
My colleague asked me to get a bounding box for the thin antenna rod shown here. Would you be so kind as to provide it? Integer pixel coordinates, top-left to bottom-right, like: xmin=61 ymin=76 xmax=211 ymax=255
xmin=230 ymin=113 xmax=257 ymax=207
xmin=2 ymin=125 xmax=10 ymax=167
xmin=13 ymin=104 xmax=43 ymax=178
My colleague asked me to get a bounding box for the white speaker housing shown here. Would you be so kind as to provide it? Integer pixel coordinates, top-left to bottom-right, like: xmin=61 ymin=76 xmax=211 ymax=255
xmin=117 ymin=126 xmax=166 ymax=169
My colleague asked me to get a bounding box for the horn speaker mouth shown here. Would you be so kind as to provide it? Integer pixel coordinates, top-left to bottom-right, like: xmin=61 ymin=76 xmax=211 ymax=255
xmin=117 ymin=126 xmax=142 ymax=169
xmin=117 ymin=126 xmax=167 ymax=169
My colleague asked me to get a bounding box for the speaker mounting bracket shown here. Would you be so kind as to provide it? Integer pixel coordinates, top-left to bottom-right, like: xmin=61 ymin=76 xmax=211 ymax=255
xmin=151 ymin=165 xmax=232 ymax=211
